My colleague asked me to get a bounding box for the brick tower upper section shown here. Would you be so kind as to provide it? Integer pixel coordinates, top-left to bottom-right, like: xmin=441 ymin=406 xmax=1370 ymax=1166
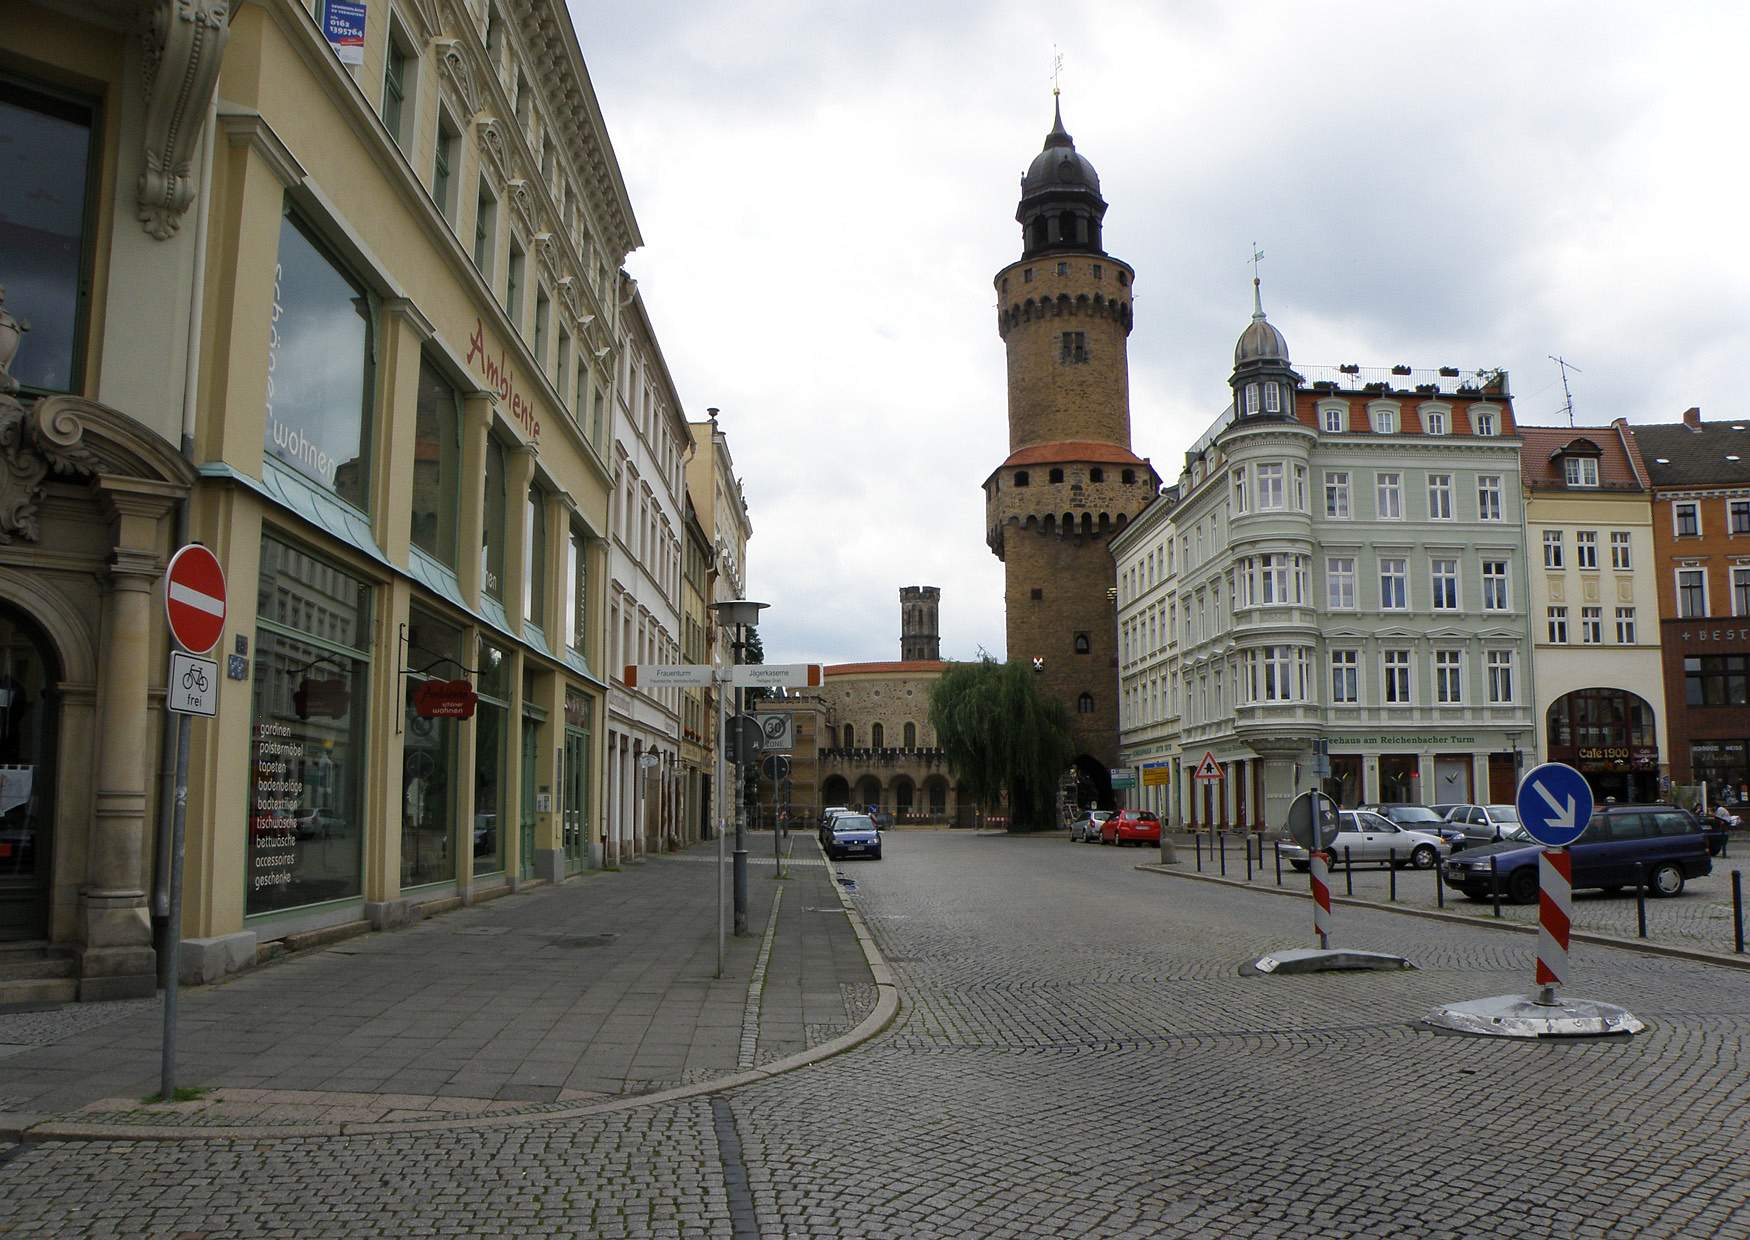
xmin=899 ymin=586 xmax=940 ymax=661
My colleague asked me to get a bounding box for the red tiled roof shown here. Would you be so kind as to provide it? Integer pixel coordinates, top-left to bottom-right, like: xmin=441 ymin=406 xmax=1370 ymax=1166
xmin=1291 ymin=389 xmax=1518 ymax=436
xmin=824 ymin=661 xmax=949 ymax=677
xmin=997 ymin=441 xmax=1149 ymax=469
xmin=1518 ymin=425 xmax=1644 ymax=491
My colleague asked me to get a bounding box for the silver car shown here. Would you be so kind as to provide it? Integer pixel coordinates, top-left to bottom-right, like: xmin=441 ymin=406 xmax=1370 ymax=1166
xmin=1444 ymin=804 xmax=1523 ymax=849
xmin=1070 ymin=810 xmax=1112 ymax=842
xmin=1281 ymin=810 xmax=1450 ymax=871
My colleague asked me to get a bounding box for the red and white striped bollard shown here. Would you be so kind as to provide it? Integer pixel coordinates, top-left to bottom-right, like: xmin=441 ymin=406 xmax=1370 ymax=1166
xmin=1536 ymin=846 xmax=1571 ymax=1003
xmin=1309 ymin=850 xmax=1333 ymax=948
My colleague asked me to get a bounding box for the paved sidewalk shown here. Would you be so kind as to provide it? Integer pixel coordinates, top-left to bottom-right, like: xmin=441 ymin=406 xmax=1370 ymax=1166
xmin=0 ymin=835 xmax=874 ymax=1135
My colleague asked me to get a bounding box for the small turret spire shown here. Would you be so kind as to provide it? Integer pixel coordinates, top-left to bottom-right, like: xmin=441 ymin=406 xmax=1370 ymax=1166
xmin=1251 ymin=244 xmax=1267 ymax=320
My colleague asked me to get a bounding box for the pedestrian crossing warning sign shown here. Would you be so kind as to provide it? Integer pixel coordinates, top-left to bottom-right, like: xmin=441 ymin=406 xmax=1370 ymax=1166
xmin=1193 ymin=752 xmax=1224 ymax=782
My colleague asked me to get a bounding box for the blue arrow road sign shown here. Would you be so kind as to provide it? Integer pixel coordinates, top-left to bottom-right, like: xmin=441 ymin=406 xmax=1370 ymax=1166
xmin=1516 ymin=761 xmax=1595 ymax=848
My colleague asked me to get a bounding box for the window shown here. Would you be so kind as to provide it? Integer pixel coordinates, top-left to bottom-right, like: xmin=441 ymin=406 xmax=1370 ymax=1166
xmin=557 ymin=328 xmax=571 ymax=397
xmin=1605 ymin=607 xmax=1633 ymax=645
xmin=473 ymin=184 xmax=497 ymax=272
xmin=1677 ymin=568 xmax=1707 ymax=618
xmin=1735 ymin=567 xmax=1750 ymax=617
xmin=1427 ymin=474 xmax=1453 ymax=520
xmin=1048 ymin=467 xmax=1064 ymax=484
xmin=1255 ymin=646 xmax=1294 ymax=702
xmin=472 ymin=637 xmax=510 ymax=876
xmin=409 ymin=356 xmax=461 ymax=566
xmin=1424 ymin=408 xmax=1448 ymax=435
xmin=1330 ymin=651 xmax=1359 ymax=704
xmin=1325 ymin=471 xmax=1350 ymax=518
xmin=1431 ymin=558 xmax=1458 ymax=610
xmin=1293 ymin=464 xmax=1307 ymax=511
xmin=1383 ymin=651 xmax=1411 ymax=704
xmin=1581 ymin=606 xmax=1602 ymax=644
xmin=1060 ymin=331 xmax=1087 ymax=363
xmin=871 ymin=723 xmax=885 ymax=748
xmin=1576 ymin=530 xmax=1598 ymax=569
xmin=1259 ymin=554 xmax=1289 ymax=604
xmin=1564 ymin=456 xmax=1599 ymax=487
xmin=1014 ymin=470 xmax=1029 ymax=487
xmin=524 ymin=484 xmax=547 ymax=630
xmin=1321 ymin=406 xmax=1345 ymax=433
xmin=1073 ymin=632 xmax=1091 ymax=654
xmin=1543 ymin=530 xmax=1564 ymax=569
xmin=1264 ymin=383 xmax=1282 ymax=413
xmin=266 ymin=209 xmax=375 ymax=511
xmin=1734 ymin=501 xmax=1750 ymax=535
xmin=1547 ymin=606 xmax=1568 ymax=643
xmin=482 ymin=436 xmax=507 ymax=601
xmin=1257 ymin=463 xmax=1285 ymax=509
xmin=1077 ymin=692 xmax=1094 ymax=714
xmin=904 ymin=722 xmax=917 ymax=748
xmin=1327 ymin=558 xmax=1356 ymax=609
xmin=1371 ymin=407 xmax=1397 ymax=434
xmin=534 ymin=287 xmax=550 ymax=367
xmin=1475 ymin=410 xmax=1498 ymax=436
xmin=381 ymin=23 xmax=413 ymax=150
xmin=1379 ymin=558 xmax=1408 ymax=610
xmin=1244 ymin=383 xmax=1259 ymax=415
xmin=1600 ymin=531 xmax=1630 ymax=573
xmin=1675 ymin=502 xmax=1700 ymax=537
xmin=1089 ymin=468 xmax=1103 ymax=483
xmin=506 ymin=238 xmax=525 ymax=326
xmin=1477 ymin=475 xmax=1504 ymax=521
xmin=0 ymin=79 xmax=97 ymax=393
xmin=1376 ymin=472 xmax=1402 ymax=519
xmin=1435 ymin=650 xmax=1463 ymax=703
xmin=1487 ymin=651 xmax=1515 ymax=703
xmin=433 ymin=110 xmax=459 ymax=223
xmin=1232 ymin=469 xmax=1249 ymax=514
xmin=1685 ymin=655 xmax=1750 ymax=707
xmin=1482 ymin=560 xmax=1509 ymax=610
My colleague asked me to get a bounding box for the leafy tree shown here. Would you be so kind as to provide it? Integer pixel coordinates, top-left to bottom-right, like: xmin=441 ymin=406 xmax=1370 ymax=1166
xmin=740 ymin=626 xmax=769 ymax=703
xmin=928 ymin=657 xmax=1074 ymax=831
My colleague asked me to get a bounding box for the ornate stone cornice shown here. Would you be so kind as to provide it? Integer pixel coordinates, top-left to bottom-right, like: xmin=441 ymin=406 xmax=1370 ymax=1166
xmin=0 ymin=394 xmax=101 ymax=544
xmin=217 ymin=110 xmax=306 ymax=188
xmin=137 ymin=0 xmax=231 ymax=239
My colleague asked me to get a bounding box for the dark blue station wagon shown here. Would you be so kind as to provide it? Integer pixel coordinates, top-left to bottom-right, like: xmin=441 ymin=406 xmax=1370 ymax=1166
xmin=1441 ymin=805 xmax=1712 ymax=904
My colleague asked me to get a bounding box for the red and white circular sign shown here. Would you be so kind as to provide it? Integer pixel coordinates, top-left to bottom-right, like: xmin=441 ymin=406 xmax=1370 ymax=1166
xmin=164 ymin=543 xmax=228 ymax=654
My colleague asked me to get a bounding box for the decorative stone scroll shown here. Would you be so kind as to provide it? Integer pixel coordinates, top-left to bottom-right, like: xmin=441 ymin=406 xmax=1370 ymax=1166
xmin=0 ymin=395 xmax=100 ymax=545
xmin=138 ymin=0 xmax=231 ymax=240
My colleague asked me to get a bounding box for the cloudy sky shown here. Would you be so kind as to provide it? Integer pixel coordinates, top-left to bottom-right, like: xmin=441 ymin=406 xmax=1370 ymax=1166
xmin=572 ymin=1 xmax=1749 ymax=667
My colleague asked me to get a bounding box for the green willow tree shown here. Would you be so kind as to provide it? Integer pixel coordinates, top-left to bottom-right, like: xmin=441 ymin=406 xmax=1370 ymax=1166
xmin=928 ymin=658 xmax=1075 ymax=831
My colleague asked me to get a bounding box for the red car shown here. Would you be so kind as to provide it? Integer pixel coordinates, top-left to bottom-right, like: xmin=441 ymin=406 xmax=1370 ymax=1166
xmin=1101 ymin=809 xmax=1161 ymax=847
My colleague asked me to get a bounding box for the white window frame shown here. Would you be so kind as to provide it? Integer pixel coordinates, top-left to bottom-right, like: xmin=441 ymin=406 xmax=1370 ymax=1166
xmin=1482 ymin=559 xmax=1510 ymax=611
xmin=1610 ymin=531 xmax=1631 ymax=571
xmin=1478 ymin=475 xmax=1504 ymax=521
xmin=1434 ymin=650 xmax=1463 ymax=704
xmin=1548 ymin=606 xmax=1568 ymax=643
xmin=1423 ymin=407 xmax=1449 ymax=436
xmin=1376 ymin=472 xmax=1403 ymax=520
xmin=1328 ymin=557 xmax=1356 ymax=610
xmin=1733 ymin=566 xmax=1750 ymax=618
xmin=1232 ymin=469 xmax=1249 ymax=515
xmin=1427 ymin=474 xmax=1454 ymax=520
xmin=1379 ymin=558 xmax=1408 ymax=610
xmin=1293 ymin=464 xmax=1307 ymax=511
xmin=1486 ymin=650 xmax=1515 ymax=703
xmin=1260 ymin=554 xmax=1289 ymax=605
xmin=1382 ymin=650 xmax=1412 ymax=705
xmin=1616 ymin=607 xmax=1637 ymax=644
xmin=1264 ymin=382 xmax=1282 ymax=414
xmin=1576 ymin=530 xmax=1598 ymax=570
xmin=1474 ymin=409 xmax=1498 ymax=437
xmin=1370 ymin=405 xmax=1398 ymax=435
xmin=1674 ymin=501 xmax=1701 ymax=538
xmin=1256 ymin=462 xmax=1286 ymax=510
xmin=1581 ymin=605 xmax=1603 ymax=644
xmin=1244 ymin=382 xmax=1260 ymax=414
xmin=1321 ymin=404 xmax=1346 ymax=434
xmin=1543 ymin=529 xmax=1564 ymax=569
xmin=1330 ymin=650 xmax=1359 ymax=704
xmin=1676 ymin=567 xmax=1708 ymax=619
xmin=1325 ymin=471 xmax=1351 ymax=519
xmin=1732 ymin=500 xmax=1750 ymax=535
xmin=1565 ymin=456 xmax=1599 ymax=487
xmin=1431 ymin=558 xmax=1459 ymax=610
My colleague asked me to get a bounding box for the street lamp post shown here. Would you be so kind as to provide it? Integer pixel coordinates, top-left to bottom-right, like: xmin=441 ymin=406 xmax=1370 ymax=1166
xmin=712 ymin=598 xmax=768 ymax=937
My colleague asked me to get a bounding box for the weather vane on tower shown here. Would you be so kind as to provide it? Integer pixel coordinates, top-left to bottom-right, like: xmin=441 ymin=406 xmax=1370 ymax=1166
xmin=1053 ymin=48 xmax=1064 ymax=97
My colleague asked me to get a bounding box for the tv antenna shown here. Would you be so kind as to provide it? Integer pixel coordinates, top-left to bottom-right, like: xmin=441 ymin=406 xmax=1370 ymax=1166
xmin=1550 ymin=355 xmax=1582 ymax=427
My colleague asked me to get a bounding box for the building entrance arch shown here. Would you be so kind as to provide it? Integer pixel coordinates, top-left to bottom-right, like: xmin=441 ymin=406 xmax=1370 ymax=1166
xmin=1070 ymin=755 xmax=1113 ymax=812
xmin=0 ymin=602 xmax=62 ymax=940
xmin=1545 ymin=687 xmax=1659 ymax=803
xmin=853 ymin=774 xmax=882 ymax=811
xmin=821 ymin=774 xmax=851 ymax=808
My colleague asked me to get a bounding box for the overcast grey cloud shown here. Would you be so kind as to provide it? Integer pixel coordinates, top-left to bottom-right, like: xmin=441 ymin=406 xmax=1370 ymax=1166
xmin=571 ymin=1 xmax=1750 ymax=667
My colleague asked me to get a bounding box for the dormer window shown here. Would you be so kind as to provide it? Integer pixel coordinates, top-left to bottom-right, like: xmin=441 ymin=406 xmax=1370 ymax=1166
xmin=1264 ymin=383 xmax=1282 ymax=413
xmin=1423 ymin=408 xmax=1448 ymax=435
xmin=1244 ymin=383 xmax=1260 ymax=415
xmin=1321 ymin=405 xmax=1346 ymax=433
xmin=1564 ymin=457 xmax=1599 ymax=487
xmin=1371 ymin=407 xmax=1397 ymax=434
xmin=1475 ymin=410 xmax=1498 ymax=436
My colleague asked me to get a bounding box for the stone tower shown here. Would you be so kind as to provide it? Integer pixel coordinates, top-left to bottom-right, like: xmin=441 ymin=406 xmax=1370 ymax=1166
xmin=983 ymin=99 xmax=1159 ymax=808
xmin=899 ymin=586 xmax=941 ymax=661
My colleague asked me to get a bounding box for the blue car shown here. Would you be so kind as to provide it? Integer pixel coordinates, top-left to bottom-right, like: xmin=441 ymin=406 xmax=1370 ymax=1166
xmin=826 ymin=813 xmax=883 ymax=861
xmin=1441 ymin=805 xmax=1711 ymax=904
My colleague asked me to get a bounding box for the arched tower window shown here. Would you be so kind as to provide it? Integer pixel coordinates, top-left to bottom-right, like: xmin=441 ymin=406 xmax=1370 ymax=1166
xmin=1049 ymin=467 xmax=1064 ymax=483
xmin=1074 ymin=632 xmax=1091 ymax=654
xmin=843 ymin=724 xmax=855 ymax=748
xmin=903 ymin=722 xmax=916 ymax=748
xmin=1015 ymin=471 xmax=1030 ymax=487
xmin=1077 ymin=692 xmax=1094 ymax=714
xmin=1121 ymin=469 xmax=1136 ymax=484
xmin=1090 ymin=468 xmax=1104 ymax=483
xmin=871 ymin=723 xmax=885 ymax=748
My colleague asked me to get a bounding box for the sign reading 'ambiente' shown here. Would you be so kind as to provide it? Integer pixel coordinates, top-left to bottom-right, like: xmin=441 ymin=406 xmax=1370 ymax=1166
xmin=466 ymin=318 xmax=541 ymax=443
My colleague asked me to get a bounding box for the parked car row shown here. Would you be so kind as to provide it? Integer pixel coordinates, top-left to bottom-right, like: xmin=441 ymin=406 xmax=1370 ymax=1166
xmin=818 ymin=806 xmax=883 ymax=861
xmin=1279 ymin=810 xmax=1449 ymax=872
xmin=1071 ymin=809 xmax=1160 ymax=847
xmin=1441 ymin=804 xmax=1711 ymax=903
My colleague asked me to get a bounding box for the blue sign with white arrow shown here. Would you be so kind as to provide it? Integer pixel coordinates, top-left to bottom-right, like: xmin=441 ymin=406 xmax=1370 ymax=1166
xmin=1516 ymin=761 xmax=1595 ymax=848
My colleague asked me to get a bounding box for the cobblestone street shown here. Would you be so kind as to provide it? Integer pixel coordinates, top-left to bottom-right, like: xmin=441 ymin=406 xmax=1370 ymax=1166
xmin=5 ymin=829 xmax=1750 ymax=1237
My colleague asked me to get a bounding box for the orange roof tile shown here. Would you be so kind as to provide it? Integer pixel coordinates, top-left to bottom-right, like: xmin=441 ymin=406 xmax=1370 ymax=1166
xmin=1518 ymin=425 xmax=1644 ymax=491
xmin=824 ymin=661 xmax=949 ymax=677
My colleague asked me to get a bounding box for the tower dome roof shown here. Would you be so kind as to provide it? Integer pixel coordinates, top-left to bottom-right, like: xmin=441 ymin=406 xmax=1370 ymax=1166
xmin=1021 ymin=99 xmax=1102 ymax=199
xmin=1234 ymin=279 xmax=1290 ymax=366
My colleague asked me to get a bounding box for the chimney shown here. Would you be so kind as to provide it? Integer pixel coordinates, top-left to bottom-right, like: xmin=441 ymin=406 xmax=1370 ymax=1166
xmin=1683 ymin=406 xmax=1702 ymax=428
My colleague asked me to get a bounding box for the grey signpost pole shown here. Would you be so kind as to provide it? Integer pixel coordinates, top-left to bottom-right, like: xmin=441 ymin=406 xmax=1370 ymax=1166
xmin=710 ymin=599 xmax=769 ymax=940
xmin=160 ymin=711 xmax=191 ymax=1102
xmin=715 ymin=665 xmax=726 ymax=978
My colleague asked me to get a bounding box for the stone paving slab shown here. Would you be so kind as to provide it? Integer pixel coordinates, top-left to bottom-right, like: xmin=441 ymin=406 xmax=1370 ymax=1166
xmin=0 ymin=834 xmax=875 ymax=1135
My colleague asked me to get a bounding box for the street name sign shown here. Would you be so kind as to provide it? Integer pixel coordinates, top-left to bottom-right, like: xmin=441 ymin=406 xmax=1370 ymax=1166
xmin=167 ymin=652 xmax=218 ymax=717
xmin=164 ymin=543 xmax=227 ymax=655
xmin=624 ymin=664 xmax=714 ymax=688
xmin=732 ymin=663 xmax=823 ymax=689
xmin=1193 ymin=751 xmax=1224 ymax=781
xmin=1516 ymin=761 xmax=1594 ymax=848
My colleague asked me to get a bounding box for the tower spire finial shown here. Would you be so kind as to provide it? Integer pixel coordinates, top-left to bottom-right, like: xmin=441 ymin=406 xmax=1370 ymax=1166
xmin=1052 ymin=47 xmax=1063 ymax=97
xmin=1251 ymin=244 xmax=1266 ymax=320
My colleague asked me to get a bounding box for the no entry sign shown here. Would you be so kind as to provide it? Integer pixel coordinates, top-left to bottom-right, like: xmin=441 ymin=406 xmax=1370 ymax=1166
xmin=164 ymin=544 xmax=227 ymax=655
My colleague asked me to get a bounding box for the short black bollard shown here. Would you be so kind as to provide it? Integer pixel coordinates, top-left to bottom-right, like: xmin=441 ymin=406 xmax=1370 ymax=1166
xmin=1389 ymin=850 xmax=1397 ymax=902
xmin=1435 ymin=859 xmax=1444 ymax=909
xmin=1344 ymin=847 xmax=1354 ymax=896
xmin=1274 ymin=839 xmax=1283 ymax=887
xmin=1194 ymin=832 xmax=1202 ymax=872
xmin=1219 ymin=832 xmax=1227 ymax=877
xmin=1636 ymin=862 xmax=1648 ymax=939
xmin=1733 ymin=870 xmax=1744 ymax=954
xmin=1491 ymin=855 xmax=1501 ymax=918
xmin=1245 ymin=835 xmax=1253 ymax=882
